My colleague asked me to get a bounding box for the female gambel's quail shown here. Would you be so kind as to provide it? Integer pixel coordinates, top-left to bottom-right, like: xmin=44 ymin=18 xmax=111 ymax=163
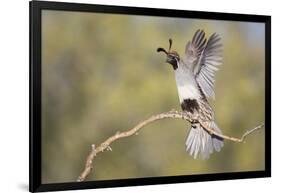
xmin=157 ymin=29 xmax=224 ymax=159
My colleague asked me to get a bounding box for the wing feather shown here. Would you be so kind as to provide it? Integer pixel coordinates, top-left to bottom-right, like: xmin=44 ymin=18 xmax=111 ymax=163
xmin=183 ymin=30 xmax=223 ymax=99
xmin=194 ymin=32 xmax=223 ymax=99
xmin=184 ymin=29 xmax=207 ymax=67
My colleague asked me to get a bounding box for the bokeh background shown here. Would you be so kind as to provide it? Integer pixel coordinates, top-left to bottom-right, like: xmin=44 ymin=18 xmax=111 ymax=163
xmin=41 ymin=10 xmax=265 ymax=183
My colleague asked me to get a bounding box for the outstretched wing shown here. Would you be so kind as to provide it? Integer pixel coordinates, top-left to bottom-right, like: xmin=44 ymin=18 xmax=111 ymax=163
xmin=183 ymin=29 xmax=207 ymax=68
xmin=194 ymin=32 xmax=223 ymax=99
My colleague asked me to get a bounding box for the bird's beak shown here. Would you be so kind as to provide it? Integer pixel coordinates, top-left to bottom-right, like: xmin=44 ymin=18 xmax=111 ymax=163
xmin=166 ymin=56 xmax=173 ymax=64
xmin=157 ymin=48 xmax=174 ymax=64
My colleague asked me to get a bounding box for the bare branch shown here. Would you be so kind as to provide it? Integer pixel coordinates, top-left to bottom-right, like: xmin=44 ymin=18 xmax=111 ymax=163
xmin=240 ymin=123 xmax=264 ymax=142
xmin=77 ymin=110 xmax=264 ymax=182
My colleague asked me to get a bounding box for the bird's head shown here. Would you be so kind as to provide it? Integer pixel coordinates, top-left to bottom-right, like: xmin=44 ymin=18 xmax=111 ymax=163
xmin=157 ymin=38 xmax=180 ymax=70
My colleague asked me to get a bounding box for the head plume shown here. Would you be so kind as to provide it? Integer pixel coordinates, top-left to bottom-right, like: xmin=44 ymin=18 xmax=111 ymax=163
xmin=157 ymin=38 xmax=173 ymax=55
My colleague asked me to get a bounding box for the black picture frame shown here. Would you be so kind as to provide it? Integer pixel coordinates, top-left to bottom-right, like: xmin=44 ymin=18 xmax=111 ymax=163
xmin=29 ymin=0 xmax=271 ymax=192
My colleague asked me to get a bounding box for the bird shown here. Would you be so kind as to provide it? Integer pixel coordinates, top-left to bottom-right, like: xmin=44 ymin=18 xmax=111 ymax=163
xmin=157 ymin=29 xmax=224 ymax=159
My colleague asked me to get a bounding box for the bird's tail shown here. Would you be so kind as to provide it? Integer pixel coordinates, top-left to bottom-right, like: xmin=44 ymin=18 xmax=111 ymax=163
xmin=185 ymin=121 xmax=224 ymax=159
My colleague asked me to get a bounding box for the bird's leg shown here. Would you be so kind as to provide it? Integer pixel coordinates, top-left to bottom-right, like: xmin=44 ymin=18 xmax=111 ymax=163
xmin=191 ymin=113 xmax=199 ymax=124
xmin=190 ymin=113 xmax=200 ymax=129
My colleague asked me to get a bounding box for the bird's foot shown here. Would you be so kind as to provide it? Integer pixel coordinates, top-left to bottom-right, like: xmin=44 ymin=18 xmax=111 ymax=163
xmin=191 ymin=119 xmax=199 ymax=124
xmin=191 ymin=114 xmax=199 ymax=124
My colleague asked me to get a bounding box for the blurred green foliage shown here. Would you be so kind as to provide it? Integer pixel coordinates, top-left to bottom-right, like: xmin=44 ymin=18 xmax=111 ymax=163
xmin=41 ymin=10 xmax=265 ymax=183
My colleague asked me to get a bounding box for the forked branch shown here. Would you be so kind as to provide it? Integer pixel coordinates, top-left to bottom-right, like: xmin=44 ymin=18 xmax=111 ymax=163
xmin=77 ymin=110 xmax=264 ymax=182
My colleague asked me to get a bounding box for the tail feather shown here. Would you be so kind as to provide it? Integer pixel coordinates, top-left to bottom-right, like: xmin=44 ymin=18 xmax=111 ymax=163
xmin=185 ymin=122 xmax=223 ymax=159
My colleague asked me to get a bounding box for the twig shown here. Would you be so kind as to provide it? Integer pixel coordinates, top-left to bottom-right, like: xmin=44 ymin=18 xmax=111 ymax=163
xmin=77 ymin=110 xmax=263 ymax=182
xmin=240 ymin=123 xmax=264 ymax=142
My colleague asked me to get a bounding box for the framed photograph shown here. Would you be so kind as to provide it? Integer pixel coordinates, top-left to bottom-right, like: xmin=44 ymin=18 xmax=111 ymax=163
xmin=30 ymin=0 xmax=271 ymax=192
